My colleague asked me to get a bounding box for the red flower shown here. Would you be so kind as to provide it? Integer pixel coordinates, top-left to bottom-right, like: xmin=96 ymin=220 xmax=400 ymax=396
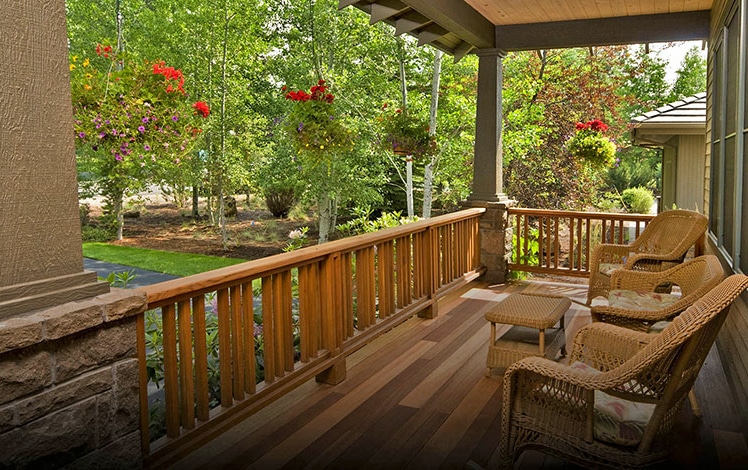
xmin=193 ymin=101 xmax=210 ymax=118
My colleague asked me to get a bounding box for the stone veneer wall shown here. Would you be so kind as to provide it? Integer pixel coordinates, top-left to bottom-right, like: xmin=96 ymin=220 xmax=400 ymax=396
xmin=0 ymin=289 xmax=147 ymax=469
xmin=461 ymin=199 xmax=514 ymax=284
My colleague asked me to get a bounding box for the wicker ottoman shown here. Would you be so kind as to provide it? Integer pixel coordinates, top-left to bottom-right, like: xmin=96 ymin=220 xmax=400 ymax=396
xmin=485 ymin=292 xmax=571 ymax=376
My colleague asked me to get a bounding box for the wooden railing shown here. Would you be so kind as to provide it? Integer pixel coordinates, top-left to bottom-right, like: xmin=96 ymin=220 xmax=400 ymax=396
xmin=136 ymin=208 xmax=485 ymax=465
xmin=508 ymin=208 xmax=655 ymax=277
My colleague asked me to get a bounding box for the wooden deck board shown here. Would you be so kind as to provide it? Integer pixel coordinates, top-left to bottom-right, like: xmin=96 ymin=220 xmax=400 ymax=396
xmin=165 ymin=279 xmax=748 ymax=470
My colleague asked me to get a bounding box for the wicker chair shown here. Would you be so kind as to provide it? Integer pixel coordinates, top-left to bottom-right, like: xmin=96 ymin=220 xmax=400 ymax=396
xmin=586 ymin=209 xmax=708 ymax=305
xmin=591 ymin=254 xmax=725 ymax=332
xmin=499 ymin=274 xmax=748 ymax=470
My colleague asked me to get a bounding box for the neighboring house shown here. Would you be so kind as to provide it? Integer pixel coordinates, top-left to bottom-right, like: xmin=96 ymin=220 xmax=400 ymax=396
xmin=631 ymin=92 xmax=707 ymax=212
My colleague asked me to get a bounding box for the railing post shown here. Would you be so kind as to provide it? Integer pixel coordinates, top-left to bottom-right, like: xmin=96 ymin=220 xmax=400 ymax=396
xmin=462 ymin=199 xmax=515 ymax=284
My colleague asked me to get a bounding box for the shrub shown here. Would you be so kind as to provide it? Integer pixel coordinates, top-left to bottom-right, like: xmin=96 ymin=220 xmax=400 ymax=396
xmin=621 ymin=186 xmax=654 ymax=214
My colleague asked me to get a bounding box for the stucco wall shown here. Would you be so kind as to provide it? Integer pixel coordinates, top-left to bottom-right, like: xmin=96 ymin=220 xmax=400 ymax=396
xmin=0 ymin=0 xmax=84 ymax=287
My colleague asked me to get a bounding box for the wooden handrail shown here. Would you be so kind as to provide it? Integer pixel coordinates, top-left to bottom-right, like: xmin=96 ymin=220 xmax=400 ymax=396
xmin=136 ymin=208 xmax=485 ymax=465
xmin=508 ymin=207 xmax=655 ymax=277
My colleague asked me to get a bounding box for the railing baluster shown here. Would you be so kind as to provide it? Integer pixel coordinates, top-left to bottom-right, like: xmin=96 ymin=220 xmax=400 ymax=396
xmin=241 ymin=282 xmax=256 ymax=394
xmin=280 ymin=271 xmax=294 ymax=372
xmin=162 ymin=304 xmax=180 ymax=437
xmin=230 ymin=286 xmax=244 ymax=400
xmin=261 ymin=276 xmax=275 ymax=384
xmin=178 ymin=299 xmax=195 ymax=429
xmin=217 ymin=289 xmax=232 ymax=407
xmin=553 ymin=217 xmax=560 ymax=269
xmin=193 ymin=296 xmax=209 ymax=421
xmin=356 ymin=247 xmax=375 ymax=330
xmin=342 ymin=253 xmax=354 ymax=339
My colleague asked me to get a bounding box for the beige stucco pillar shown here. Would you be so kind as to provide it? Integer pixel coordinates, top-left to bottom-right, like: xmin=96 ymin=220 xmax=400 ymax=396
xmin=0 ymin=0 xmax=109 ymax=317
xmin=463 ymin=49 xmax=513 ymax=284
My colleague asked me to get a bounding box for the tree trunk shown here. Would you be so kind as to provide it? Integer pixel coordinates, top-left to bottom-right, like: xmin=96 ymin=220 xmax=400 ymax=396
xmin=318 ymin=191 xmax=334 ymax=243
xmin=406 ymin=156 xmax=414 ymax=219
xmin=422 ymin=49 xmax=442 ymax=219
xmin=192 ymin=185 xmax=200 ymax=218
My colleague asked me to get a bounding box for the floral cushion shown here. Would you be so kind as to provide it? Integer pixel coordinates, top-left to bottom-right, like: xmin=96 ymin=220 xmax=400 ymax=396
xmin=608 ymin=290 xmax=680 ymax=311
xmin=599 ymin=263 xmax=624 ymax=276
xmin=647 ymin=320 xmax=671 ymax=334
xmin=568 ymin=361 xmax=656 ymax=447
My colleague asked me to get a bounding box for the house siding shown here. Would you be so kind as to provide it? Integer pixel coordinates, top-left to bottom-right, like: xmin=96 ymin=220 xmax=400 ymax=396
xmin=708 ymin=0 xmax=748 ymax=436
xmin=677 ymin=134 xmax=706 ymax=212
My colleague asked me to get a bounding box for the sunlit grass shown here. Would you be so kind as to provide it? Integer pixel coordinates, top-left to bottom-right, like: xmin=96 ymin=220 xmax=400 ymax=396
xmin=82 ymin=243 xmax=247 ymax=277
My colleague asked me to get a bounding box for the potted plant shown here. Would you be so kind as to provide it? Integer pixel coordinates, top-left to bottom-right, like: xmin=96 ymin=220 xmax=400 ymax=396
xmin=377 ymin=104 xmax=436 ymax=158
xmin=565 ymin=118 xmax=616 ymax=168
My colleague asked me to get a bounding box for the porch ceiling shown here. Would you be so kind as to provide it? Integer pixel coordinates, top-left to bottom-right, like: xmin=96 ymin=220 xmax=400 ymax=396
xmin=342 ymin=0 xmax=712 ymax=59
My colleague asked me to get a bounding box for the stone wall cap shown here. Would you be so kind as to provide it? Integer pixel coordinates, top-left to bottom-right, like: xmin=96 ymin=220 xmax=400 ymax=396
xmin=0 ymin=290 xmax=146 ymax=355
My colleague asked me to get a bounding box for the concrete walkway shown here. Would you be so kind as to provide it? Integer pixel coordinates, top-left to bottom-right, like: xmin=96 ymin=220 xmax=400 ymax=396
xmin=83 ymin=258 xmax=179 ymax=288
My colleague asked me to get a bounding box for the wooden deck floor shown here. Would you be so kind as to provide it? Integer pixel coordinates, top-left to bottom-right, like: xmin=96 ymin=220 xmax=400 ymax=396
xmin=167 ymin=279 xmax=748 ymax=469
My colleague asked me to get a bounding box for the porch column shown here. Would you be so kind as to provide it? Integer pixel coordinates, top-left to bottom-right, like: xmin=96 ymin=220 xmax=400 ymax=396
xmin=468 ymin=48 xmax=507 ymax=202
xmin=463 ymin=48 xmax=513 ymax=284
xmin=0 ymin=0 xmax=109 ymax=316
xmin=0 ymin=1 xmax=146 ymax=467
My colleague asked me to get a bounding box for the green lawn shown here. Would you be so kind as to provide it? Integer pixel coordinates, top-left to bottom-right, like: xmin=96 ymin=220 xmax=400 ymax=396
xmin=83 ymin=243 xmax=247 ymax=277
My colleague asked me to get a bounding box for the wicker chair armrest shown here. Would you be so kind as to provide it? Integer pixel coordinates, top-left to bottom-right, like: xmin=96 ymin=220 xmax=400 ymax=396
xmin=504 ymin=356 xmax=601 ymax=388
xmin=570 ymin=323 xmax=652 ymax=371
xmin=590 ymin=243 xmax=631 ymax=266
xmin=624 ymin=252 xmax=681 ymax=268
xmin=609 ymin=268 xmax=672 ymax=291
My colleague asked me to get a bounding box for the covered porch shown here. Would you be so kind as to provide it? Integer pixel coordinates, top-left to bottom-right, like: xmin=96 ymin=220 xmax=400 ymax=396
xmin=3 ymin=0 xmax=748 ymax=468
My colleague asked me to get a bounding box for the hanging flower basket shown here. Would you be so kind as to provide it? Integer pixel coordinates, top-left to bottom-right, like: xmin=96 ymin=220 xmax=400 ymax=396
xmin=377 ymin=104 xmax=436 ymax=158
xmin=565 ymin=119 xmax=616 ymax=168
xmin=282 ymin=80 xmax=353 ymax=164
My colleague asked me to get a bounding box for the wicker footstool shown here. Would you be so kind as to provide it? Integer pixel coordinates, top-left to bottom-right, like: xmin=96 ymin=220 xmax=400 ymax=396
xmin=485 ymin=292 xmax=571 ymax=376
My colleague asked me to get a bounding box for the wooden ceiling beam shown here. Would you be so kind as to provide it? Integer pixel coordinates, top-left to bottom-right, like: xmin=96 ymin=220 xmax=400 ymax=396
xmin=402 ymin=0 xmax=495 ymax=49
xmin=495 ymin=11 xmax=710 ymax=51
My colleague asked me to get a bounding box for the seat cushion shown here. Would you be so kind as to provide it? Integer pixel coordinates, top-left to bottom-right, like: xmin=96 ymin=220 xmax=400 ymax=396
xmin=569 ymin=361 xmax=656 ymax=447
xmin=608 ymin=290 xmax=681 ymax=311
xmin=599 ymin=263 xmax=624 ymax=276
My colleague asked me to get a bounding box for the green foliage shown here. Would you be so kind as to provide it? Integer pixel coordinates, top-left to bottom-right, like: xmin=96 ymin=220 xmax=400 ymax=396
xmin=100 ymin=270 xmax=137 ymax=288
xmin=621 ymin=186 xmax=655 ymax=213
xmin=669 ymin=46 xmax=707 ymax=101
xmin=605 ymin=147 xmax=660 ymax=194
xmin=509 ymin=228 xmax=539 ymax=280
xmin=81 ymin=225 xmax=116 ymax=242
xmin=336 ymin=207 xmax=412 ymax=237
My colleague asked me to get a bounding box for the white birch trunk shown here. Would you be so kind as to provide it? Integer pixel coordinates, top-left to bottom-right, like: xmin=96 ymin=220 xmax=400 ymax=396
xmin=422 ymin=50 xmax=443 ymax=219
xmin=406 ymin=156 xmax=414 ymax=219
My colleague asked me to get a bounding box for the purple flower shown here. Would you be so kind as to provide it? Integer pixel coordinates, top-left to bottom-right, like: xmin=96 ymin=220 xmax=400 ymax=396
xmin=297 ymin=122 xmax=304 ymax=132
xmin=142 ymin=117 xmax=149 ymax=123
xmin=78 ymin=132 xmax=85 ymax=138
xmin=105 ymin=119 xmax=110 ymax=125
xmin=138 ymin=125 xmax=145 ymax=133
xmin=172 ymin=115 xmax=179 ymax=122
xmin=144 ymin=144 xmax=151 ymax=151
xmin=98 ymin=132 xmax=106 ymax=139
xmin=114 ymin=153 xmax=123 ymax=161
